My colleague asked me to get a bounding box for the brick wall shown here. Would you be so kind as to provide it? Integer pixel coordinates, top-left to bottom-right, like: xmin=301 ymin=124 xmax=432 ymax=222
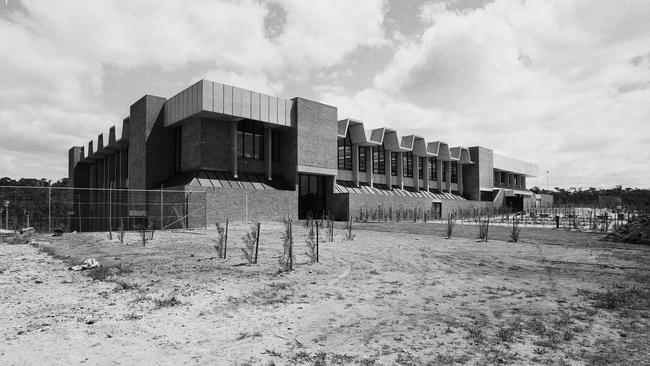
xmin=200 ymin=119 xmax=232 ymax=171
xmin=294 ymin=98 xmax=337 ymax=171
xmin=128 ymin=95 xmax=168 ymax=189
xmin=196 ymin=187 xmax=298 ymax=225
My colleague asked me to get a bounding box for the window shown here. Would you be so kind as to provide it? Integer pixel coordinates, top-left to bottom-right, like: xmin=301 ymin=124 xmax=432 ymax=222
xmin=494 ymin=170 xmax=499 ymax=185
xmin=372 ymin=146 xmax=385 ymax=174
xmin=514 ymin=175 xmax=519 ymax=186
xmin=402 ymin=152 xmax=413 ymax=178
xmin=391 ymin=152 xmax=398 ymax=176
xmin=451 ymin=162 xmax=458 ymax=183
xmin=358 ymin=146 xmax=367 ymax=172
xmin=442 ymin=161 xmax=447 ymax=182
xmin=501 ymin=172 xmax=506 ymax=185
xmin=337 ymin=135 xmax=352 ymax=170
xmin=237 ymin=122 xmax=264 ymax=160
xmin=429 ymin=157 xmax=438 ymax=181
xmin=418 ymin=157 xmax=425 ymax=179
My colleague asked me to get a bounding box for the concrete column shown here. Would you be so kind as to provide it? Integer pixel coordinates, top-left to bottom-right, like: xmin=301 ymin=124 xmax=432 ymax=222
xmin=367 ymin=147 xmax=374 ymax=187
xmin=352 ymin=144 xmax=359 ymax=186
xmin=385 ymin=149 xmax=392 ymax=189
xmin=423 ymin=157 xmax=430 ymax=191
xmin=436 ymin=159 xmax=443 ymax=192
xmin=397 ymin=152 xmax=404 ymax=190
xmin=265 ymin=127 xmax=272 ymax=180
xmin=231 ymin=122 xmax=238 ymax=178
xmin=413 ymin=156 xmax=420 ymax=191
xmin=458 ymin=163 xmax=463 ymax=194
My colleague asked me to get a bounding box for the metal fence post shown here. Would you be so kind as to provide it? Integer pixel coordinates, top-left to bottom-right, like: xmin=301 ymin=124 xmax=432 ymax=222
xmin=160 ymin=185 xmax=164 ymax=230
xmin=48 ymin=185 xmax=52 ymax=233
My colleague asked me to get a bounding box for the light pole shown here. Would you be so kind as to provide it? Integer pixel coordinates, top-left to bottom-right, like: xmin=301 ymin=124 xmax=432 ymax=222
xmin=546 ymin=170 xmax=549 ymax=191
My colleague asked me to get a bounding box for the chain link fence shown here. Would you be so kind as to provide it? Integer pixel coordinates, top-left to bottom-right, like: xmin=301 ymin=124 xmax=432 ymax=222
xmin=0 ymin=186 xmax=207 ymax=233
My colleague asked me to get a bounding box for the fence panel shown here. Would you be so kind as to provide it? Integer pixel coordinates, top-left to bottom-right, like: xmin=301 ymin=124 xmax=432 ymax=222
xmin=0 ymin=186 xmax=207 ymax=233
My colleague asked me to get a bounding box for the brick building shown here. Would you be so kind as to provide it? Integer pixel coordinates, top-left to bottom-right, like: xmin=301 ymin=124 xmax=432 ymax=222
xmin=68 ymin=80 xmax=538 ymax=230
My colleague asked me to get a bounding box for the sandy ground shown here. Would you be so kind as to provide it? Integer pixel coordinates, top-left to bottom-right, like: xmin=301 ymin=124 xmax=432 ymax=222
xmin=1 ymin=222 xmax=649 ymax=365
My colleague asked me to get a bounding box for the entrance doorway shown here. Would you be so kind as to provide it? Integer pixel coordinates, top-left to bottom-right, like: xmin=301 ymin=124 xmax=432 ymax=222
xmin=298 ymin=174 xmax=326 ymax=219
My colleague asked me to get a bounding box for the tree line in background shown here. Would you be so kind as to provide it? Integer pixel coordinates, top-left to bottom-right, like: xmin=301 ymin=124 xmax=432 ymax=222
xmin=530 ymin=186 xmax=650 ymax=212
xmin=0 ymin=177 xmax=70 ymax=230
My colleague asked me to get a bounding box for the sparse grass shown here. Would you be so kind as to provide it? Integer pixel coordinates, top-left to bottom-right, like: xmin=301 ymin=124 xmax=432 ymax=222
xmin=583 ymin=285 xmax=648 ymax=311
xmin=113 ymin=280 xmax=138 ymax=291
xmin=154 ymin=295 xmax=182 ymax=308
xmin=236 ymin=330 xmax=262 ymax=340
xmin=123 ymin=312 xmax=143 ymax=320
xmin=37 ymin=246 xmax=70 ymax=261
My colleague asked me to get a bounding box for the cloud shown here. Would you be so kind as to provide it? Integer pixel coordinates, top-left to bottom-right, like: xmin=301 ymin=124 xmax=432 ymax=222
xmin=319 ymin=0 xmax=650 ymax=188
xmin=0 ymin=0 xmax=388 ymax=179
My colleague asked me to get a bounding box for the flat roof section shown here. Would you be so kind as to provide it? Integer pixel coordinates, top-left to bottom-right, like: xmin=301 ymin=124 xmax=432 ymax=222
xmin=164 ymin=80 xmax=294 ymax=128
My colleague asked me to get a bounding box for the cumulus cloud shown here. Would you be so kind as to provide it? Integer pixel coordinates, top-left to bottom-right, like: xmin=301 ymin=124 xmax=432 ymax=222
xmin=321 ymin=0 xmax=650 ymax=188
xmin=0 ymin=0 xmax=387 ymax=179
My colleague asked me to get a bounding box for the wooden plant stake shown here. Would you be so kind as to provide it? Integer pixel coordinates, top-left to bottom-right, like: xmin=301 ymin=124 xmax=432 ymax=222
xmin=254 ymin=222 xmax=260 ymax=264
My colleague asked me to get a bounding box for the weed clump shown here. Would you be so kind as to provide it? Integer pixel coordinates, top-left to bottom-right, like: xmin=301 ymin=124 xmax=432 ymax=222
xmin=87 ymin=264 xmax=111 ymax=281
xmin=605 ymin=215 xmax=650 ymax=245
xmin=154 ymin=295 xmax=182 ymax=308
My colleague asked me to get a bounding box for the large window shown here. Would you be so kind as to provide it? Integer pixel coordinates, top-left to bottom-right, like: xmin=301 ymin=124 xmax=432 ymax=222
xmin=442 ymin=161 xmax=447 ymax=182
xmin=372 ymin=146 xmax=385 ymax=174
xmin=402 ymin=152 xmax=413 ymax=178
xmin=391 ymin=152 xmax=398 ymax=176
xmin=418 ymin=157 xmax=425 ymax=179
xmin=237 ymin=122 xmax=264 ymax=160
xmin=429 ymin=157 xmax=438 ymax=181
xmin=358 ymin=146 xmax=367 ymax=172
xmin=451 ymin=161 xmax=458 ymax=183
xmin=337 ymin=135 xmax=352 ymax=170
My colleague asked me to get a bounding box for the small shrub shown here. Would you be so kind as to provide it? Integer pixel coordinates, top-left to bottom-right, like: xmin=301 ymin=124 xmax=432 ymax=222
xmin=305 ymin=219 xmax=318 ymax=263
xmin=279 ymin=218 xmax=294 ymax=272
xmin=478 ymin=216 xmax=490 ymax=241
xmin=509 ymin=219 xmax=521 ymax=242
xmin=117 ymin=219 xmax=125 ymax=244
xmin=327 ymin=218 xmax=334 ymax=242
xmin=87 ymin=264 xmax=111 ymax=281
xmin=446 ymin=214 xmax=455 ymax=239
xmin=214 ymin=222 xmax=225 ymax=258
xmin=241 ymin=223 xmax=258 ymax=264
xmin=344 ymin=214 xmax=355 ymax=240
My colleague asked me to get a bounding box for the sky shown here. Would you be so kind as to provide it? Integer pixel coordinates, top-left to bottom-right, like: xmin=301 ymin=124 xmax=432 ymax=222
xmin=0 ymin=0 xmax=649 ymax=189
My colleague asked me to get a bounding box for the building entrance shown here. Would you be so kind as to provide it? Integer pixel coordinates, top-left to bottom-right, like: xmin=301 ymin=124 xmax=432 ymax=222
xmin=298 ymin=174 xmax=326 ymax=219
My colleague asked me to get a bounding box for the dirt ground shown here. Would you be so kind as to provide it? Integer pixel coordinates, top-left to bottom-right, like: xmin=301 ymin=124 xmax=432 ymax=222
xmin=1 ymin=221 xmax=649 ymax=365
